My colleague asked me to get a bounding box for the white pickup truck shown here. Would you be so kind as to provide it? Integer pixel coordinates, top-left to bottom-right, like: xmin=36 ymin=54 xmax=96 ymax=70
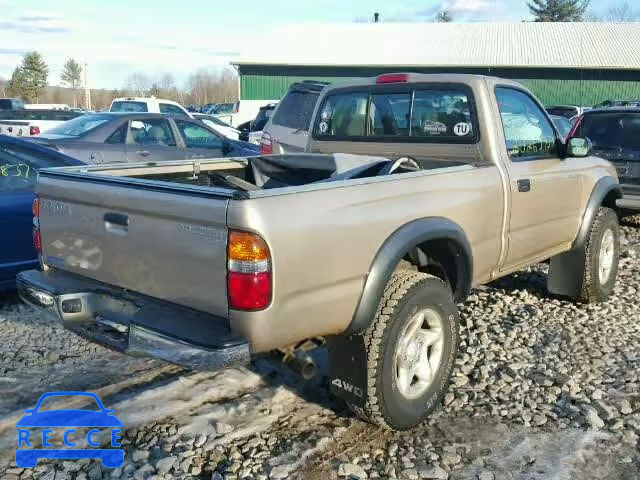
xmin=109 ymin=97 xmax=193 ymax=118
xmin=0 ymin=109 xmax=82 ymax=137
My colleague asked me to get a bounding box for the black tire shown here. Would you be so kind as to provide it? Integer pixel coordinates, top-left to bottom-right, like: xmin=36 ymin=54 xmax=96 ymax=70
xmin=578 ymin=206 xmax=619 ymax=303
xmin=349 ymin=271 xmax=460 ymax=430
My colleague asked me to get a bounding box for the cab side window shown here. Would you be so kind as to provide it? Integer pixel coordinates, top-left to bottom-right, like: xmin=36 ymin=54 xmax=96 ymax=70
xmin=495 ymin=87 xmax=557 ymax=160
xmin=128 ymin=119 xmax=176 ymax=146
xmin=175 ymin=120 xmax=224 ymax=149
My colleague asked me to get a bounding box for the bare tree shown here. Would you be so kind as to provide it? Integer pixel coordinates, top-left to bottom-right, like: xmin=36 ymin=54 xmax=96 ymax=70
xmin=605 ymin=1 xmax=638 ymax=20
xmin=124 ymin=73 xmax=151 ymax=96
xmin=185 ymin=68 xmax=237 ymax=105
xmin=0 ymin=77 xmax=7 ymax=97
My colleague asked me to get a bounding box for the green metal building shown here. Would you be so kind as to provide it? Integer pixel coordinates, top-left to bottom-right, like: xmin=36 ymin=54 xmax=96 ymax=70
xmin=233 ymin=22 xmax=640 ymax=106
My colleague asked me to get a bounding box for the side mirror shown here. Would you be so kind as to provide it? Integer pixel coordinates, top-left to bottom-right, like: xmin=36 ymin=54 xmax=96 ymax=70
xmin=566 ymin=137 xmax=590 ymax=158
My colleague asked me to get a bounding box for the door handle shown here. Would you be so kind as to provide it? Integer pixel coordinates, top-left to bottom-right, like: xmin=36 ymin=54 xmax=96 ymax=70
xmin=104 ymin=212 xmax=129 ymax=235
xmin=104 ymin=212 xmax=129 ymax=226
xmin=136 ymin=150 xmax=151 ymax=157
xmin=517 ymin=179 xmax=531 ymax=192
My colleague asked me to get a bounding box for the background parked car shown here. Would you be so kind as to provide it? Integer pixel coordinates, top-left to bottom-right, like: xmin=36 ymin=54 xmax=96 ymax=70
xmin=29 ymin=112 xmax=258 ymax=163
xmin=261 ymin=81 xmax=328 ymax=154
xmin=550 ymin=114 xmax=572 ymax=139
xmin=594 ymin=99 xmax=640 ymax=108
xmin=192 ymin=113 xmax=241 ymax=140
xmin=238 ymin=103 xmax=277 ymax=143
xmin=570 ymin=107 xmax=640 ymax=213
xmin=206 ymin=101 xmax=278 ymax=128
xmin=110 ymin=97 xmax=192 ymax=117
xmin=0 ymin=109 xmax=82 ymax=137
xmin=545 ymin=105 xmax=590 ymax=120
xmin=0 ymin=135 xmax=84 ymax=290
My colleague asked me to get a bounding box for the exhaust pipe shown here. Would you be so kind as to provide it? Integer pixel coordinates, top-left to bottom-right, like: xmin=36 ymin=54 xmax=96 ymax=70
xmin=277 ymin=338 xmax=324 ymax=380
xmin=283 ymin=350 xmax=316 ymax=380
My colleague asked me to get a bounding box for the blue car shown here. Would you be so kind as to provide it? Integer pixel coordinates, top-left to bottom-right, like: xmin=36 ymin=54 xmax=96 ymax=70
xmin=16 ymin=391 xmax=124 ymax=468
xmin=0 ymin=135 xmax=84 ymax=291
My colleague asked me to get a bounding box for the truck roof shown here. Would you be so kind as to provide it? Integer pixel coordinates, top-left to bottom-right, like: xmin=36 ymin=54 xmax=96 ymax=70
xmin=319 ymin=73 xmax=524 ymax=92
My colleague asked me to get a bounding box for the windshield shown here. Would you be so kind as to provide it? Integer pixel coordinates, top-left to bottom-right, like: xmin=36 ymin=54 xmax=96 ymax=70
xmin=45 ymin=114 xmax=112 ymax=137
xmin=576 ymin=112 xmax=640 ymax=150
xmin=111 ymin=101 xmax=148 ymax=112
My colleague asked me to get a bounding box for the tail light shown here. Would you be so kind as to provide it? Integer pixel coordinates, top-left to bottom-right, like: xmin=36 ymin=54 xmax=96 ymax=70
xmin=376 ymin=73 xmax=409 ymax=84
xmin=30 ymin=125 xmax=40 ymax=136
xmin=32 ymin=197 xmax=42 ymax=255
xmin=567 ymin=115 xmax=583 ymax=139
xmin=33 ymin=229 xmax=42 ymax=254
xmin=259 ymin=132 xmax=273 ymax=155
xmin=32 ymin=196 xmax=40 ymax=218
xmin=227 ymin=230 xmax=271 ymax=310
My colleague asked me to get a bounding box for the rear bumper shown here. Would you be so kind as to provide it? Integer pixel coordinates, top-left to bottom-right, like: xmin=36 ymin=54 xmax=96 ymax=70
xmin=16 ymin=269 xmax=250 ymax=371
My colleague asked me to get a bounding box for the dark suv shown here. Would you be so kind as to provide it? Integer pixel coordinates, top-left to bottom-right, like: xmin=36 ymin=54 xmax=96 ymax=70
xmin=571 ymin=107 xmax=640 ymax=212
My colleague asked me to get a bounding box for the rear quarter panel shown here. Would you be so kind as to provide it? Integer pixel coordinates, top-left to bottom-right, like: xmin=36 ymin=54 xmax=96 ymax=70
xmin=228 ymin=165 xmax=504 ymax=351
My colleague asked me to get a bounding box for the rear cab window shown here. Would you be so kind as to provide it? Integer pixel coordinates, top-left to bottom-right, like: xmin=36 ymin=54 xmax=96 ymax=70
xmin=111 ymin=101 xmax=148 ymax=113
xmin=159 ymin=103 xmax=186 ymax=115
xmin=313 ymin=83 xmax=477 ymax=144
xmin=272 ymin=89 xmax=320 ymax=131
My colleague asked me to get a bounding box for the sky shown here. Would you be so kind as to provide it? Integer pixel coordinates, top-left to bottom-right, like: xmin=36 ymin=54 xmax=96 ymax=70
xmin=0 ymin=0 xmax=619 ymax=90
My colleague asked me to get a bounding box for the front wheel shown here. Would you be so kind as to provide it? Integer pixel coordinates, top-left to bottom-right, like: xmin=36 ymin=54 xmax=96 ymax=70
xmin=578 ymin=206 xmax=620 ymax=303
xmin=350 ymin=271 xmax=459 ymax=430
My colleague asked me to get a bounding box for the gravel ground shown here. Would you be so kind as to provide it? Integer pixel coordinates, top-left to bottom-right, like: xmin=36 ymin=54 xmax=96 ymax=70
xmin=0 ymin=215 xmax=638 ymax=480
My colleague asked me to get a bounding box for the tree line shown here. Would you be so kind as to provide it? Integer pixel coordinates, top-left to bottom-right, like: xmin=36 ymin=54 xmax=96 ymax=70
xmin=0 ymin=52 xmax=238 ymax=110
xmin=432 ymin=0 xmax=638 ymax=23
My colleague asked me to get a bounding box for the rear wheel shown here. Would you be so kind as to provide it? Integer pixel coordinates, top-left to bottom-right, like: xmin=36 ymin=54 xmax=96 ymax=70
xmin=349 ymin=271 xmax=459 ymax=430
xmin=578 ymin=206 xmax=619 ymax=303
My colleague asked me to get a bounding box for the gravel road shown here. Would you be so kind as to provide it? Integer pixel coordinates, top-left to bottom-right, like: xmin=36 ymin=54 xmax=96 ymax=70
xmin=1 ymin=216 xmax=638 ymax=480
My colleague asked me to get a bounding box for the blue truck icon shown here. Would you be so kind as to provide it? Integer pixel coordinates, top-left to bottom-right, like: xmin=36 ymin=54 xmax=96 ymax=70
xmin=16 ymin=391 xmax=124 ymax=468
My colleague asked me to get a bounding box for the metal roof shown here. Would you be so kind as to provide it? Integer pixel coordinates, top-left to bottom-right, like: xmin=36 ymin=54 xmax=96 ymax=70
xmin=233 ymin=22 xmax=640 ymax=70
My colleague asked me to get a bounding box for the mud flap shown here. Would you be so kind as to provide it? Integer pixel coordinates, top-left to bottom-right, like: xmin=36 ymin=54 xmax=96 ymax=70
xmin=326 ymin=334 xmax=368 ymax=407
xmin=548 ymin=248 xmax=586 ymax=298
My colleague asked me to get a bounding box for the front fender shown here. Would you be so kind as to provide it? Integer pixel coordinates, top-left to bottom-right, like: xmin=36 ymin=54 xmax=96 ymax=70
xmin=548 ymin=175 xmax=621 ymax=297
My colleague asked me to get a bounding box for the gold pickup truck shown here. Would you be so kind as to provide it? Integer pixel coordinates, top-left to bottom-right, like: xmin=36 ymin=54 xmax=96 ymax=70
xmin=18 ymin=74 xmax=621 ymax=430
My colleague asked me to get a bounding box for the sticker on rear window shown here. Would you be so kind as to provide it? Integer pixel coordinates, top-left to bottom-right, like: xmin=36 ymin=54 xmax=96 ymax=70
xmin=318 ymin=122 xmax=328 ymax=134
xmin=423 ymin=121 xmax=447 ymax=135
xmin=453 ymin=122 xmax=472 ymax=136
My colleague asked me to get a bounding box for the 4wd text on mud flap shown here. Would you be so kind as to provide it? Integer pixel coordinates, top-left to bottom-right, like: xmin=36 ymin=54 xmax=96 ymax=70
xmin=331 ymin=378 xmax=364 ymax=398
